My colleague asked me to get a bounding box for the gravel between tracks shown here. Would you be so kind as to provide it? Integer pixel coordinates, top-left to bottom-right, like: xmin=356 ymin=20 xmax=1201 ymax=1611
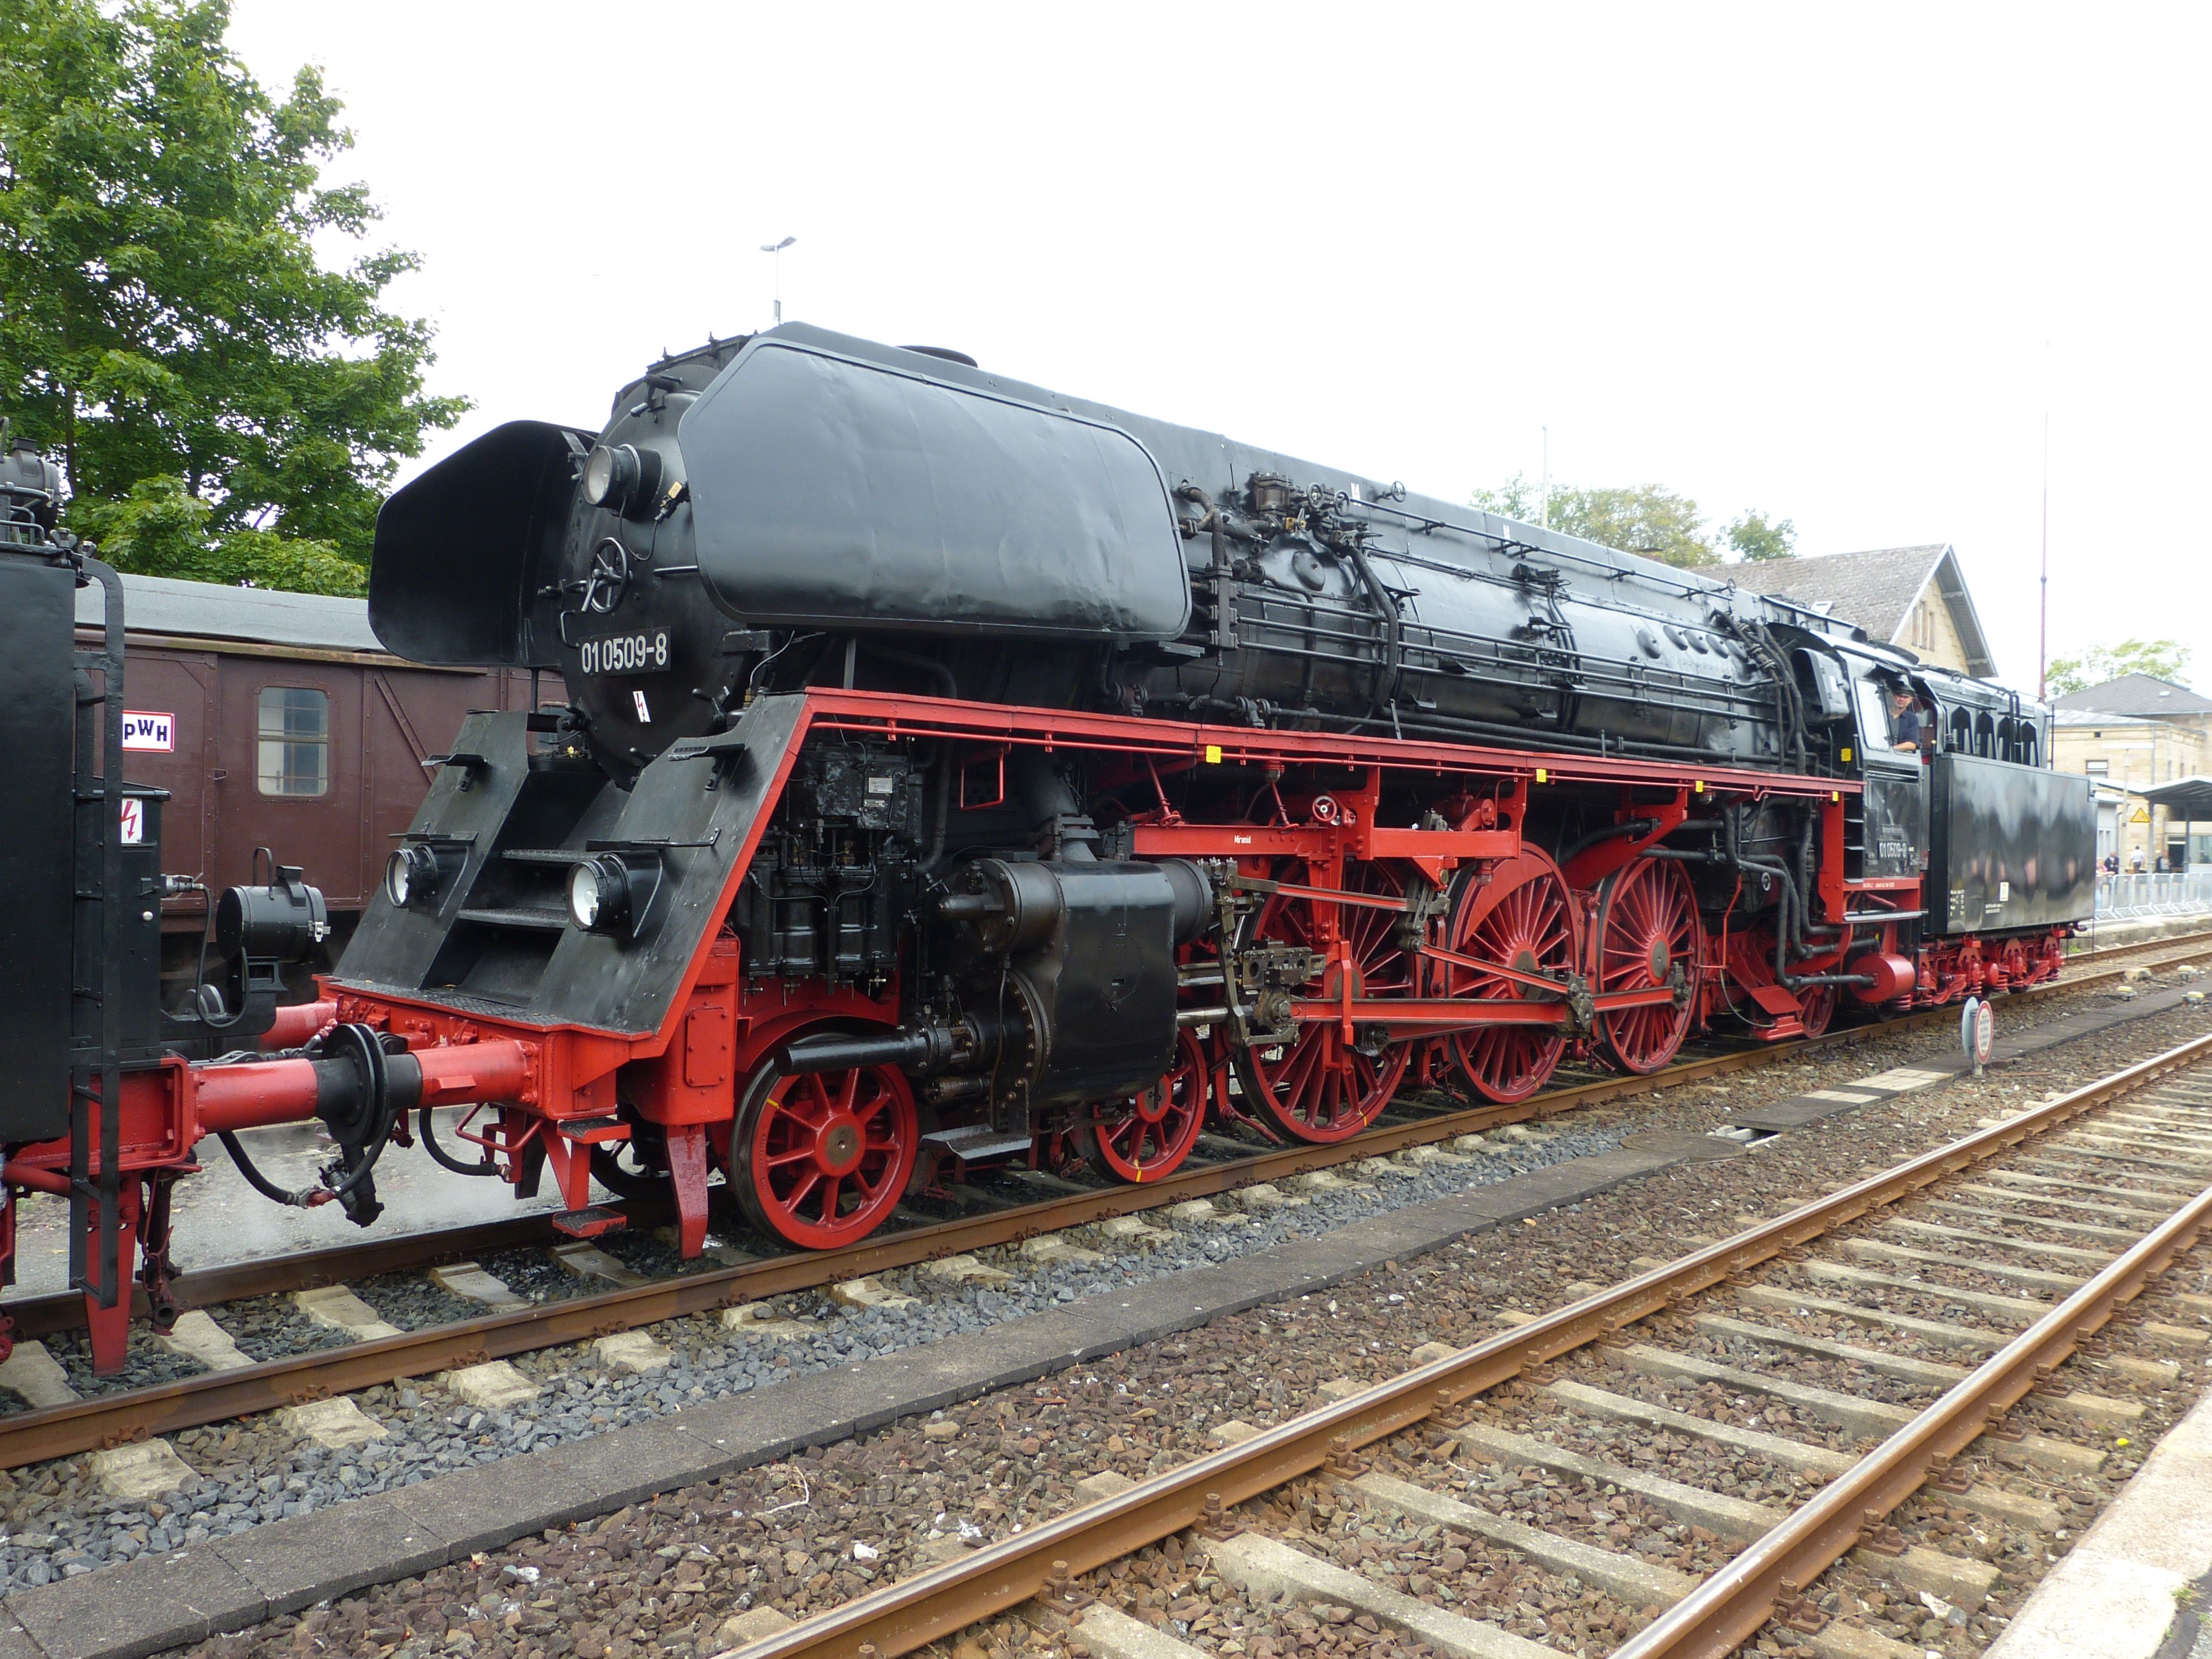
xmin=90 ymin=982 xmax=2201 ymax=1659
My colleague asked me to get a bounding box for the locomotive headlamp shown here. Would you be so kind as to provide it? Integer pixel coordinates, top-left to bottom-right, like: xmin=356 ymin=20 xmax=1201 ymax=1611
xmin=580 ymin=443 xmax=662 ymax=518
xmin=385 ymin=844 xmax=430 ymax=907
xmin=567 ymin=857 xmax=615 ymax=931
xmin=217 ymin=867 xmax=330 ymax=958
xmin=566 ymin=851 xmax=666 ymax=940
xmin=383 ymin=841 xmax=463 ymax=910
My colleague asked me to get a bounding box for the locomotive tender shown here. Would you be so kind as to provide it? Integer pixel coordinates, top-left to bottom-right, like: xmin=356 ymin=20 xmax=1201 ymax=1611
xmin=0 ymin=328 xmax=2094 ymax=1371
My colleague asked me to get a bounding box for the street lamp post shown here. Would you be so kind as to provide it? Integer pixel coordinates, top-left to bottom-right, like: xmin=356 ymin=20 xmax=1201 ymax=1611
xmin=760 ymin=236 xmax=795 ymax=325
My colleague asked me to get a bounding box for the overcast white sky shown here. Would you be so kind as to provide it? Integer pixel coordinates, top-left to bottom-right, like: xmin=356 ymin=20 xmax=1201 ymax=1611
xmin=227 ymin=2 xmax=2212 ymax=698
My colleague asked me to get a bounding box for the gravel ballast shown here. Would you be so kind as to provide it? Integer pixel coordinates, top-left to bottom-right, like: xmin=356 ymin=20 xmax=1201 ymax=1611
xmin=2 ymin=977 xmax=2206 ymax=1658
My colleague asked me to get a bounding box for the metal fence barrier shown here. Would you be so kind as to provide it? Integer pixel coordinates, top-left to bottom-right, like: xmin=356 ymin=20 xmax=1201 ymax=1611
xmin=2095 ymin=870 xmax=2212 ymax=919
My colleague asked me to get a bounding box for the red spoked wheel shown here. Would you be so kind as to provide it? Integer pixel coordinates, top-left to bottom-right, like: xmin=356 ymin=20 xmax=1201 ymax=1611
xmin=1591 ymin=857 xmax=1703 ymax=1074
xmin=1796 ymin=982 xmax=1838 ymax=1036
xmin=729 ymin=1042 xmax=919 ymax=1249
xmin=1076 ymin=1029 xmax=1209 ymax=1182
xmin=1720 ymin=950 xmax=1840 ymax=1039
xmin=1439 ymin=849 xmax=1578 ymax=1103
xmin=1233 ymin=861 xmax=1416 ymax=1143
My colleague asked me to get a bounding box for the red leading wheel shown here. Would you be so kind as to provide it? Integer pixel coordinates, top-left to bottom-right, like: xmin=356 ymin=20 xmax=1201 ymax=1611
xmin=1720 ymin=945 xmax=1839 ymax=1039
xmin=729 ymin=1044 xmax=919 ymax=1249
xmin=1439 ymin=849 xmax=1578 ymax=1103
xmin=1796 ymin=982 xmax=1838 ymax=1036
xmin=1076 ymin=1028 xmax=1209 ymax=1182
xmin=1233 ymin=861 xmax=1415 ymax=1144
xmin=1591 ymin=857 xmax=1703 ymax=1074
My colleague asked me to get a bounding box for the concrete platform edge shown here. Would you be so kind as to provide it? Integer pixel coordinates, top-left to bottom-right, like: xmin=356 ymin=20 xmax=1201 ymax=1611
xmin=1985 ymin=1371 xmax=2212 ymax=1659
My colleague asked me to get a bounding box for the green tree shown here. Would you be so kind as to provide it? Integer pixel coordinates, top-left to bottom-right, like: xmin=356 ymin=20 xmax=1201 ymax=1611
xmin=1726 ymin=509 xmax=1795 ymax=561
xmin=2046 ymin=639 xmax=2194 ymax=697
xmin=0 ymin=0 xmax=466 ymax=592
xmin=1471 ymin=473 xmax=1719 ymax=568
xmin=1469 ymin=471 xmax=1545 ymax=523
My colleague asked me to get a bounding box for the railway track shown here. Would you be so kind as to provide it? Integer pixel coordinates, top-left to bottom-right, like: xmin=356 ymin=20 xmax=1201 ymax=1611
xmin=727 ymin=1031 xmax=2212 ymax=1659
xmin=3 ymin=929 xmax=2208 ymax=1478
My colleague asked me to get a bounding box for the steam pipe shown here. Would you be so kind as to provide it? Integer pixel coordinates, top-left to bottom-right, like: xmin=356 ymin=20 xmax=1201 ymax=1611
xmin=1010 ymin=751 xmax=1096 ymax=861
xmin=1557 ymin=817 xmax=1658 ymax=868
xmin=1341 ymin=539 xmax=1404 ymax=720
xmin=858 ymin=640 xmax=957 ymax=700
xmin=778 ymin=1026 xmax=969 ymax=1076
xmin=920 ymin=745 xmax=950 ymax=872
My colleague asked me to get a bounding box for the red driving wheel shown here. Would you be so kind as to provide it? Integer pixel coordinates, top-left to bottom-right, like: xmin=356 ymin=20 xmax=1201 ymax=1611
xmin=729 ymin=1041 xmax=919 ymax=1249
xmin=1076 ymin=1028 xmax=1209 ymax=1182
xmin=1591 ymin=857 xmax=1703 ymax=1074
xmin=1233 ymin=860 xmax=1415 ymax=1143
xmin=1439 ymin=849 xmax=1578 ymax=1103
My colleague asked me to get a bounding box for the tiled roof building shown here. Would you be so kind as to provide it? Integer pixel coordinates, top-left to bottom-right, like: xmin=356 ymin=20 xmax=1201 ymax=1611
xmin=2051 ymin=674 xmax=2212 ymax=718
xmin=1728 ymin=544 xmax=1995 ymax=678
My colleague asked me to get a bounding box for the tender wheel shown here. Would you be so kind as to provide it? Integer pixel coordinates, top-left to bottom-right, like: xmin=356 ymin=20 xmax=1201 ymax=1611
xmin=1591 ymin=857 xmax=1703 ymax=1074
xmin=1233 ymin=861 xmax=1416 ymax=1143
xmin=1076 ymin=1029 xmax=1209 ymax=1182
xmin=728 ymin=1044 xmax=919 ymax=1249
xmin=1439 ymin=848 xmax=1577 ymax=1103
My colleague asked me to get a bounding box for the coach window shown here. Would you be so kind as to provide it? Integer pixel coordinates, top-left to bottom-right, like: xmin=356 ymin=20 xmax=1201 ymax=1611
xmin=257 ymin=687 xmax=329 ymax=797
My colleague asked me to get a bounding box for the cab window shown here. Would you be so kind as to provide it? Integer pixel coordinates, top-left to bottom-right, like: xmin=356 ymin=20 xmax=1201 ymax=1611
xmin=257 ymin=686 xmax=329 ymax=797
xmin=1853 ymin=678 xmax=1894 ymax=752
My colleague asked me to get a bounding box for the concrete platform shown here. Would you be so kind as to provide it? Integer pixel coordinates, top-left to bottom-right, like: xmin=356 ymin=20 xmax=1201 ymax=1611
xmin=1985 ymin=1378 xmax=2212 ymax=1659
xmin=1734 ymin=984 xmax=2201 ymax=1132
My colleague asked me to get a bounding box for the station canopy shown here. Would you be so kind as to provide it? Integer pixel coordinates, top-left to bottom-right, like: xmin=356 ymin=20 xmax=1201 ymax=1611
xmin=2137 ymin=777 xmax=2212 ymax=820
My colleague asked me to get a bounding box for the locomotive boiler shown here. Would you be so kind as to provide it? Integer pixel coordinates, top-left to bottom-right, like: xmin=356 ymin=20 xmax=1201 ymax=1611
xmin=0 ymin=327 xmax=2096 ymax=1371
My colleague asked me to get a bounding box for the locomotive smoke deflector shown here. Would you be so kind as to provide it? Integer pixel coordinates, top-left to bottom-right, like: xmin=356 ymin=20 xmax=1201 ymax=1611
xmin=677 ymin=334 xmax=1191 ymax=639
xmin=370 ymin=418 xmax=591 ymax=667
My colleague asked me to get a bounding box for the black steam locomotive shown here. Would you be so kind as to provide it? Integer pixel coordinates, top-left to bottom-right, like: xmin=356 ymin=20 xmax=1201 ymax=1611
xmin=0 ymin=327 xmax=2096 ymax=1368
xmin=338 ymin=325 xmax=2092 ymax=1249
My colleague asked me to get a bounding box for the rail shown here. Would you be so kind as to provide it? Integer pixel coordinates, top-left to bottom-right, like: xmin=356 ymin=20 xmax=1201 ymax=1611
xmin=726 ymin=1029 xmax=2212 ymax=1658
xmin=3 ymin=927 xmax=2208 ymax=1472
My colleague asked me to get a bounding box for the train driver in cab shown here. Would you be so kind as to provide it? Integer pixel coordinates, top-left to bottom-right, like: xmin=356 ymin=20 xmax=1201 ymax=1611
xmin=1890 ymin=685 xmax=1927 ymax=754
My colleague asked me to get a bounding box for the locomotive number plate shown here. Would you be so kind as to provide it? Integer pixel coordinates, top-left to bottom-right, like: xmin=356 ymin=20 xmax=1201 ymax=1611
xmin=578 ymin=630 xmax=669 ymax=676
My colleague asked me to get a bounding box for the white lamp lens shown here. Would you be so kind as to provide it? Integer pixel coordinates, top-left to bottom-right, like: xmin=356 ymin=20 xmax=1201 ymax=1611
xmin=582 ymin=446 xmax=616 ymax=506
xmin=567 ymin=861 xmax=602 ymax=929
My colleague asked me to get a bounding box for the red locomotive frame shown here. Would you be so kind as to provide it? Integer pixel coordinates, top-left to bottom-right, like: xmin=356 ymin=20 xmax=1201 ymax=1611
xmin=1 ymin=690 xmax=2068 ymax=1371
